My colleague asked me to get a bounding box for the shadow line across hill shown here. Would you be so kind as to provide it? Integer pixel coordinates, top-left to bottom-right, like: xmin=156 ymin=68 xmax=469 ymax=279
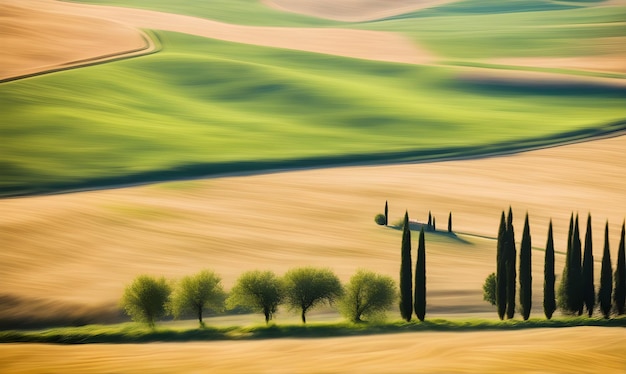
xmin=3 ymin=120 xmax=625 ymax=198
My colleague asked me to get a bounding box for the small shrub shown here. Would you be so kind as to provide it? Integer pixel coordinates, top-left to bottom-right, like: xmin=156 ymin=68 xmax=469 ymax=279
xmin=483 ymin=273 xmax=497 ymax=306
xmin=374 ymin=214 xmax=386 ymax=225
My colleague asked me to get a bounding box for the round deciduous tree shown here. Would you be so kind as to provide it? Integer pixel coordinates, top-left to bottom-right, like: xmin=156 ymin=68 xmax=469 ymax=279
xmin=283 ymin=267 xmax=343 ymax=324
xmin=339 ymin=269 xmax=396 ymax=322
xmin=227 ymin=270 xmax=284 ymax=324
xmin=170 ymin=270 xmax=226 ymax=327
xmin=120 ymin=275 xmax=171 ymax=328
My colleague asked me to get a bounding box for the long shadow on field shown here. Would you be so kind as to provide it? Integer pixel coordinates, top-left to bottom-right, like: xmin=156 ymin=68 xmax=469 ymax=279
xmin=2 ymin=121 xmax=625 ymax=198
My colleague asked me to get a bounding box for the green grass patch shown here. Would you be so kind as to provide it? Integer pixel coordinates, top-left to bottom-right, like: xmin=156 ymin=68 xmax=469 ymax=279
xmin=364 ymin=4 xmax=626 ymax=59
xmin=2 ymin=31 xmax=625 ymax=196
xmin=2 ymin=317 xmax=624 ymax=344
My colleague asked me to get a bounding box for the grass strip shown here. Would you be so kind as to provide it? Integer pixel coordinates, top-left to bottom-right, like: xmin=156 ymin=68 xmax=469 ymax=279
xmin=1 ymin=317 xmax=625 ymax=344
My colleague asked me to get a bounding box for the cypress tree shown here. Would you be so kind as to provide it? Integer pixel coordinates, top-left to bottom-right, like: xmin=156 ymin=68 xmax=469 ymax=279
xmin=558 ymin=213 xmax=575 ymax=313
xmin=519 ymin=212 xmax=532 ymax=320
xmin=433 ymin=217 xmax=436 ymax=231
xmin=384 ymin=201 xmax=389 ymax=226
xmin=614 ymin=221 xmax=625 ymax=315
xmin=599 ymin=221 xmax=613 ymax=319
xmin=559 ymin=213 xmax=584 ymax=315
xmin=571 ymin=214 xmax=583 ymax=315
xmin=399 ymin=211 xmax=413 ymax=321
xmin=427 ymin=211 xmax=432 ymax=230
xmin=506 ymin=207 xmax=516 ymax=319
xmin=581 ymin=213 xmax=595 ymax=317
xmin=496 ymin=211 xmax=507 ymax=320
xmin=448 ymin=212 xmax=452 ymax=233
xmin=544 ymin=220 xmax=556 ymax=319
xmin=414 ymin=226 xmax=426 ymax=321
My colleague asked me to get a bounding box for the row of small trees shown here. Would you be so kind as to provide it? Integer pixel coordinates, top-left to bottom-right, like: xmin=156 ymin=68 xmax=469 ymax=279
xmin=490 ymin=209 xmax=625 ymax=320
xmin=120 ymin=268 xmax=397 ymax=328
xmin=376 ymin=201 xmax=453 ymax=233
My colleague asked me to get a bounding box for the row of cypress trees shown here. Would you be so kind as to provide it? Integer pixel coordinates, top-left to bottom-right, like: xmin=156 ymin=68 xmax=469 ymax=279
xmin=399 ymin=211 xmax=426 ymax=322
xmin=558 ymin=213 xmax=626 ymax=319
xmin=496 ymin=209 xmax=626 ymax=320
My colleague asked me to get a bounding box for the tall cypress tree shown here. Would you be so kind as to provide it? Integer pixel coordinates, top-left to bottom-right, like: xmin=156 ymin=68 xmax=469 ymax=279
xmin=496 ymin=211 xmax=507 ymax=320
xmin=414 ymin=226 xmax=426 ymax=321
xmin=559 ymin=213 xmax=584 ymax=315
xmin=581 ymin=213 xmax=595 ymax=317
xmin=558 ymin=213 xmax=575 ymax=313
xmin=506 ymin=207 xmax=516 ymax=319
xmin=427 ymin=211 xmax=432 ymax=230
xmin=519 ymin=213 xmax=532 ymax=320
xmin=384 ymin=201 xmax=389 ymax=226
xmin=571 ymin=214 xmax=583 ymax=315
xmin=448 ymin=212 xmax=452 ymax=233
xmin=544 ymin=220 xmax=556 ymax=319
xmin=399 ymin=211 xmax=413 ymax=321
xmin=433 ymin=217 xmax=436 ymax=231
xmin=599 ymin=221 xmax=613 ymax=319
xmin=614 ymin=221 xmax=625 ymax=315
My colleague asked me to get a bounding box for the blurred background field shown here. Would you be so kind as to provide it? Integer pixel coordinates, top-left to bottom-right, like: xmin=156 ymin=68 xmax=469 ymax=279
xmin=2 ymin=30 xmax=624 ymax=195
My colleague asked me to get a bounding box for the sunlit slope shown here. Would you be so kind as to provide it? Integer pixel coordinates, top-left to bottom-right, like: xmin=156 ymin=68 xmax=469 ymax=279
xmin=367 ymin=2 xmax=626 ymax=62
xmin=2 ymin=32 xmax=625 ymax=195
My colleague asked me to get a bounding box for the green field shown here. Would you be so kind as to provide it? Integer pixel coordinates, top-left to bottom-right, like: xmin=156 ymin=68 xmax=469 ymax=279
xmin=367 ymin=4 xmax=626 ymax=60
xmin=2 ymin=0 xmax=625 ymax=196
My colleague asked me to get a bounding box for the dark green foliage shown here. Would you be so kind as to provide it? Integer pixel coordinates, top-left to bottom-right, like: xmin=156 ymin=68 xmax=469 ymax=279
xmin=227 ymin=270 xmax=284 ymax=324
xmin=559 ymin=213 xmax=583 ymax=315
xmin=505 ymin=207 xmax=516 ymax=319
xmin=448 ymin=212 xmax=452 ymax=233
xmin=375 ymin=213 xmax=386 ymax=225
xmin=414 ymin=227 xmax=426 ymax=322
xmin=614 ymin=221 xmax=625 ymax=315
xmin=399 ymin=211 xmax=413 ymax=321
xmin=599 ymin=222 xmax=613 ymax=319
xmin=170 ymin=270 xmax=226 ymax=327
xmin=582 ymin=214 xmax=595 ymax=317
xmin=384 ymin=200 xmax=389 ymax=226
xmin=283 ymin=267 xmax=343 ymax=324
xmin=558 ymin=213 xmax=573 ymax=313
xmin=571 ymin=215 xmax=583 ymax=315
xmin=496 ymin=211 xmax=507 ymax=320
xmin=543 ymin=220 xmax=556 ymax=319
xmin=519 ymin=213 xmax=532 ymax=320
xmin=483 ymin=273 xmax=497 ymax=306
xmin=433 ymin=217 xmax=436 ymax=231
xmin=428 ymin=211 xmax=432 ymax=230
xmin=120 ymin=275 xmax=171 ymax=328
xmin=339 ymin=270 xmax=397 ymax=323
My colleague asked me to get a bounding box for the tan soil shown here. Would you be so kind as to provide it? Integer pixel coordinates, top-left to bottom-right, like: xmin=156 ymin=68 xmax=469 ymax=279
xmin=1 ymin=0 xmax=431 ymax=81
xmin=263 ymin=0 xmax=460 ymax=22
xmin=1 ymin=327 xmax=625 ymax=373
xmin=4 ymin=0 xmax=625 ymax=80
xmin=0 ymin=2 xmax=150 ymax=81
xmin=1 ymin=135 xmax=624 ymax=320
